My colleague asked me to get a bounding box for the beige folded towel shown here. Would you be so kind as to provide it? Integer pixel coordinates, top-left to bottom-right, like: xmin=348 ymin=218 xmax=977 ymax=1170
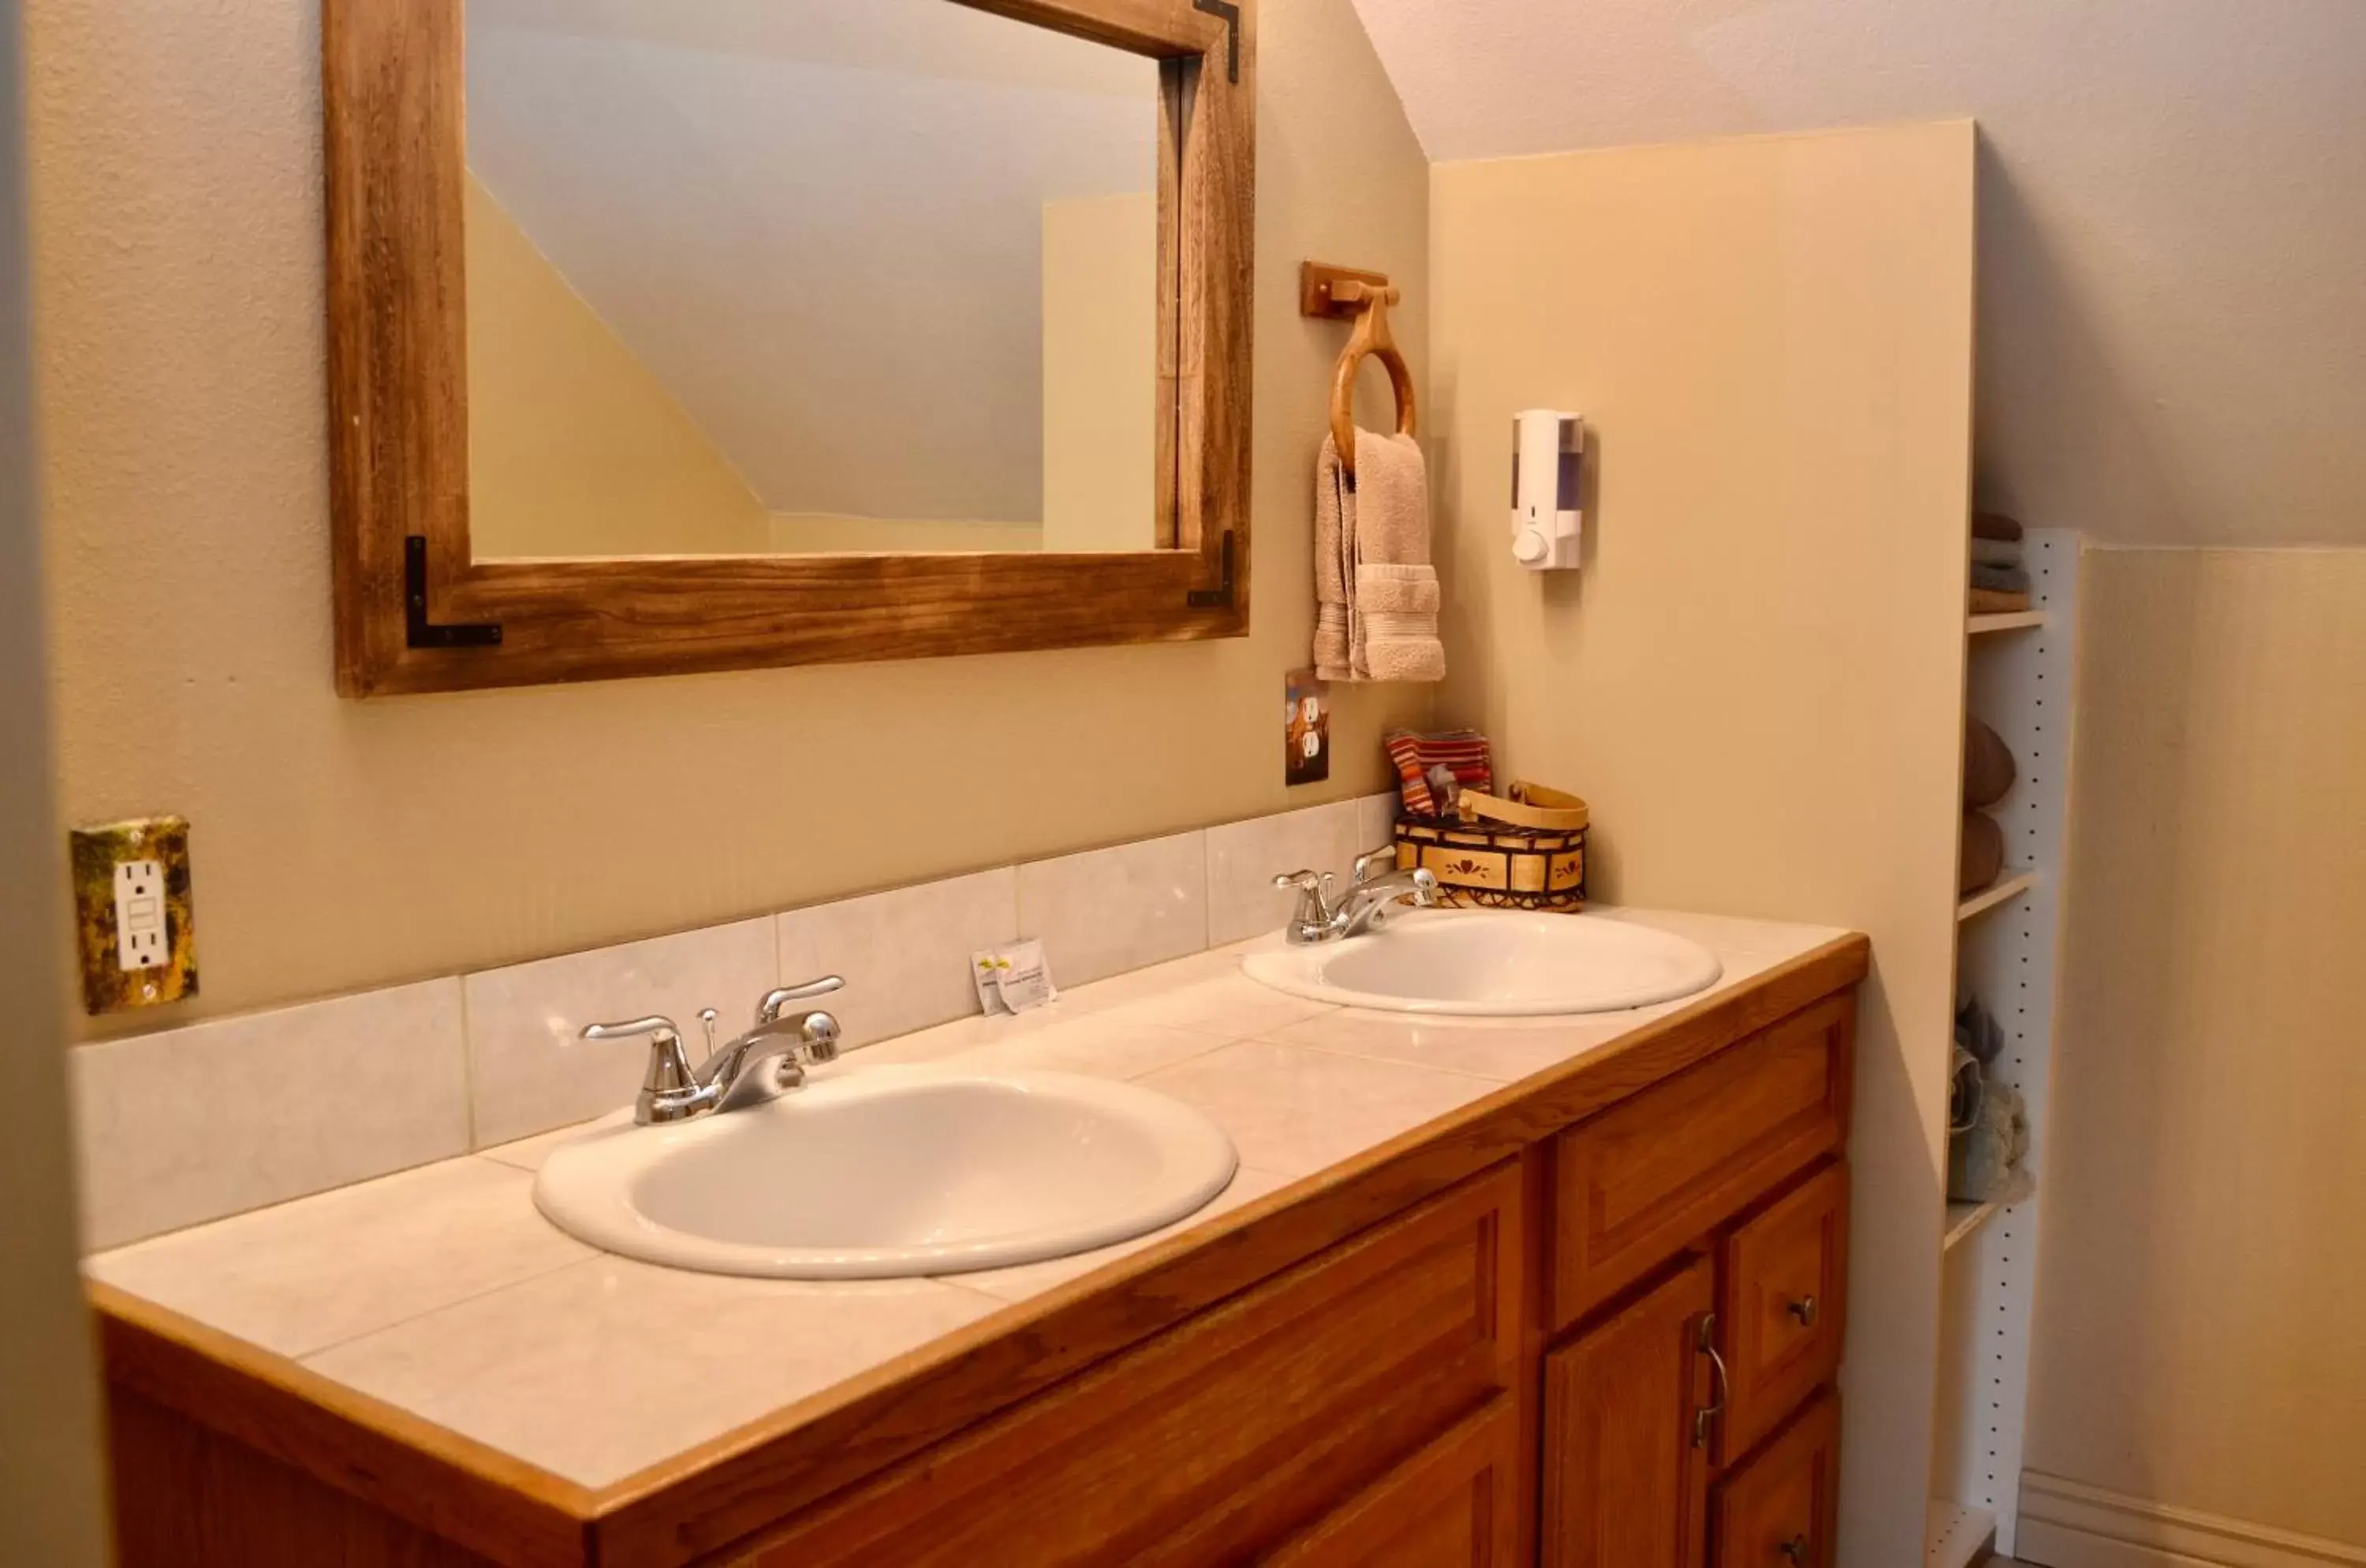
xmin=1312 ymin=428 xmax=1444 ymax=683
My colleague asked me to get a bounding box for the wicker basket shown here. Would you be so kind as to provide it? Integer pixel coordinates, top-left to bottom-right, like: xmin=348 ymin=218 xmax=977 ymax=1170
xmin=1394 ymin=782 xmax=1588 ymax=913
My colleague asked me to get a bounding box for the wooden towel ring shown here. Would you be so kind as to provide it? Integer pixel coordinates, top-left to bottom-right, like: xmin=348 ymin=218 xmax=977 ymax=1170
xmin=1306 ymin=268 xmax=1416 ymax=481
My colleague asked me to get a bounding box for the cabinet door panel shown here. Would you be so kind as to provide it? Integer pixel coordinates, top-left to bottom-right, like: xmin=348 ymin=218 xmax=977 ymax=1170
xmin=1553 ymin=996 xmax=1853 ymax=1330
xmin=1259 ymin=1398 xmax=1522 ymax=1568
xmin=738 ymin=1161 xmax=1524 ymax=1568
xmin=1716 ymin=1162 xmax=1848 ymax=1464
xmin=1711 ymin=1393 xmax=1840 ymax=1568
xmin=1542 ymin=1256 xmax=1714 ymax=1568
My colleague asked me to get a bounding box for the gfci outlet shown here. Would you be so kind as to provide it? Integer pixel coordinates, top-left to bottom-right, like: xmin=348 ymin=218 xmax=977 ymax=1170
xmin=115 ymin=860 xmax=168 ymax=970
xmin=69 ymin=815 xmax=198 ymax=1014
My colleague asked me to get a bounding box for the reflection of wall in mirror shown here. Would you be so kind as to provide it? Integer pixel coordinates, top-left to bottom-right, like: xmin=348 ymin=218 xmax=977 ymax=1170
xmin=465 ymin=175 xmax=773 ymax=558
xmin=1042 ymin=192 xmax=1157 ymax=553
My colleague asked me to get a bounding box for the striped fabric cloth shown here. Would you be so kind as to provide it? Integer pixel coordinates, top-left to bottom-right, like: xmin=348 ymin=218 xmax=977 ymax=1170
xmin=1385 ymin=729 xmax=1494 ymax=817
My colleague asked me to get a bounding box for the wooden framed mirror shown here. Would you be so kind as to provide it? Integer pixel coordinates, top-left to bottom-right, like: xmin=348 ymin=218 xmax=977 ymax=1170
xmin=323 ymin=0 xmax=1253 ymax=696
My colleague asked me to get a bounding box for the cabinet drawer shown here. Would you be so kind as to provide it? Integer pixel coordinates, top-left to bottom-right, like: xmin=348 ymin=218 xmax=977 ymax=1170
xmin=737 ymin=1161 xmax=1525 ymax=1568
xmin=1552 ymin=995 xmax=1853 ymax=1331
xmin=1715 ymin=1162 xmax=1848 ymax=1464
xmin=1260 ymin=1398 xmax=1523 ymax=1567
xmin=1710 ymin=1392 xmax=1840 ymax=1568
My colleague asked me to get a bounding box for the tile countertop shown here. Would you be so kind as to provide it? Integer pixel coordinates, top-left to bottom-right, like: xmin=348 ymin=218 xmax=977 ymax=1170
xmin=85 ymin=907 xmax=1849 ymax=1493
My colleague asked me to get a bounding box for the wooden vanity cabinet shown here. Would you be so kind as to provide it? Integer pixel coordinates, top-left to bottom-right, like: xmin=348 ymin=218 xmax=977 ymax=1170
xmin=1537 ymin=992 xmax=1855 ymax=1568
xmin=93 ymin=946 xmax=1868 ymax=1568
xmin=730 ymin=1163 xmax=1525 ymax=1568
xmin=1539 ymin=1256 xmax=1715 ymax=1568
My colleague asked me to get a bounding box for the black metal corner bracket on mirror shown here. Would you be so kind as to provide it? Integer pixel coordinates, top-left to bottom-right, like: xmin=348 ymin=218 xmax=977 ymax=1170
xmin=1195 ymin=0 xmax=1241 ymax=82
xmin=403 ymin=536 xmax=502 ymax=649
xmin=1187 ymin=530 xmax=1237 ymax=608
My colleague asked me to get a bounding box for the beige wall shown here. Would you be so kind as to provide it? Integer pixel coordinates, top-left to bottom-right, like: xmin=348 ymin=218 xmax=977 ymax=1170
xmin=24 ymin=0 xmax=1431 ymax=1039
xmin=1041 ymin=191 xmax=1158 ymax=552
xmin=465 ymin=174 xmax=774 ymax=558
xmin=1428 ymin=122 xmax=1976 ymax=1568
xmin=0 ymin=6 xmax=111 ymax=1559
xmin=2026 ymin=546 xmax=2366 ymax=1547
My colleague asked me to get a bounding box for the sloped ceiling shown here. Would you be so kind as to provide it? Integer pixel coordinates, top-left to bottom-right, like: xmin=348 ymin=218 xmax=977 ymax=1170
xmin=1351 ymin=0 xmax=2366 ymax=547
xmin=466 ymin=0 xmax=1157 ymax=523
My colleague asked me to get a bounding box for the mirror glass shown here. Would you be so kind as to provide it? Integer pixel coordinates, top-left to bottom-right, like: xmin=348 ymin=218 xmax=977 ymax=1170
xmin=462 ymin=0 xmax=1165 ymax=558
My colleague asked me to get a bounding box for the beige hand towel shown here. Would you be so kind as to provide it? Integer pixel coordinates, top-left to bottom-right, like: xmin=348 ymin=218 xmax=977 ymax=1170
xmin=1313 ymin=435 xmax=1355 ymax=681
xmin=1312 ymin=428 xmax=1445 ymax=684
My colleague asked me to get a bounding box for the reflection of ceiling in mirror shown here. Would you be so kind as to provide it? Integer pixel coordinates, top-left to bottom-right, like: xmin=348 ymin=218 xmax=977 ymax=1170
xmin=466 ymin=0 xmax=1159 ymax=525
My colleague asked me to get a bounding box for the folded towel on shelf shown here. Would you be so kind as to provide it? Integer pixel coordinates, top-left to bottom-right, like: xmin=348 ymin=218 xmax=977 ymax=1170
xmin=1970 ymin=586 xmax=2032 ymax=614
xmin=1314 ymin=428 xmax=1443 ymax=683
xmin=1972 ymin=562 xmax=2031 ymax=595
xmin=1972 ymin=537 xmax=2022 ymax=569
xmin=1973 ymin=511 xmax=2025 ymax=543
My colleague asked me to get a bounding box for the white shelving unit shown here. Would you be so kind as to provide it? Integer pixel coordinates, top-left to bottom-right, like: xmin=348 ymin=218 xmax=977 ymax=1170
xmin=1928 ymin=528 xmax=2079 ymax=1562
xmin=1924 ymin=1500 xmax=1998 ymax=1568
xmin=1957 ymin=868 xmax=2036 ymax=923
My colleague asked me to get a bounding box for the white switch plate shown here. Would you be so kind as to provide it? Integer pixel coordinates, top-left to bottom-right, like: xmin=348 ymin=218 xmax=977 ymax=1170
xmin=114 ymin=859 xmax=168 ymax=971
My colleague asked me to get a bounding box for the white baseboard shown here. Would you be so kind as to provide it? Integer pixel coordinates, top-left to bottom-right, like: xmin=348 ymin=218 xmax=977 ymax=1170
xmin=2017 ymin=1472 xmax=2366 ymax=1568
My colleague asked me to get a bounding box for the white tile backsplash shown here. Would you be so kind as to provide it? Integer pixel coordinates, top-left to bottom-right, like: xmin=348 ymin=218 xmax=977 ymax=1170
xmin=71 ymin=979 xmax=468 ymax=1251
xmin=1017 ymin=830 xmax=1208 ymax=987
xmin=67 ymin=795 xmax=1427 ymax=1246
xmin=777 ymin=868 xmax=1016 ymax=1049
xmin=1204 ymin=801 xmax=1358 ymax=946
xmin=464 ymin=918 xmax=777 ymax=1148
xmin=1354 ymin=790 xmax=1403 ymax=861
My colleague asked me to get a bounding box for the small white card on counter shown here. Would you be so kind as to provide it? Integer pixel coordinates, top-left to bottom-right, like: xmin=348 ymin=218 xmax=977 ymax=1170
xmin=971 ymin=939 xmax=1058 ymax=1015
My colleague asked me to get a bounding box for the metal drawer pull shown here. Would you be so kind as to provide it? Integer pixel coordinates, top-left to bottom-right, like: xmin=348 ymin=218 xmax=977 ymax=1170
xmin=1692 ymin=1312 xmax=1729 ymax=1450
xmin=1787 ymin=1294 xmax=1820 ymax=1327
xmin=1778 ymin=1534 xmax=1810 ymax=1562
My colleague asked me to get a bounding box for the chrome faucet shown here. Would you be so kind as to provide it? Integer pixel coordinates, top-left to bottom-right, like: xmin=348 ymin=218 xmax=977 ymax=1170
xmin=1272 ymin=846 xmax=1439 ymax=945
xmin=578 ymin=975 xmax=845 ymax=1126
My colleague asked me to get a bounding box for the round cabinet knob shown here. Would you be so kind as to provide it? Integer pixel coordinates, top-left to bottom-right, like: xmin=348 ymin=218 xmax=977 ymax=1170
xmin=1513 ymin=529 xmax=1551 ymax=565
xmin=1787 ymin=1295 xmax=1820 ymax=1327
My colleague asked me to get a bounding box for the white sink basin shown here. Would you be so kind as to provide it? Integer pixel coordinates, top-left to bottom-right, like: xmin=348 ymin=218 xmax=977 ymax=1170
xmin=533 ymin=1066 xmax=1237 ymax=1279
xmin=1241 ymin=909 xmax=1722 ymax=1017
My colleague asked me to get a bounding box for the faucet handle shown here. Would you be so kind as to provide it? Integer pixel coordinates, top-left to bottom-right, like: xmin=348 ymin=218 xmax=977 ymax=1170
xmin=577 ymin=1015 xmax=696 ymax=1097
xmin=756 ymin=974 xmax=845 ymax=1025
xmin=1272 ymin=868 xmax=1338 ymax=937
xmin=1353 ymin=845 xmax=1400 ymax=886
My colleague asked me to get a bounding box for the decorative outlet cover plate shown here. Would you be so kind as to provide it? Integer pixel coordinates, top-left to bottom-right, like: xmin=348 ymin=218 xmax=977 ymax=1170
xmin=69 ymin=816 xmax=199 ymax=1014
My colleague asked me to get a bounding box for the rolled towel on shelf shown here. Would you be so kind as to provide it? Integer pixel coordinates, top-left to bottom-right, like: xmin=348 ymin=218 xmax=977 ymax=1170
xmin=1971 ymin=561 xmax=2031 ymax=595
xmin=1973 ymin=511 xmax=2025 ymax=543
xmin=1961 ymin=808 xmax=2005 ymax=894
xmin=1972 ymin=537 xmax=2022 ymax=569
xmin=1964 ymin=718 xmax=2017 ymax=808
xmin=1970 ymin=586 xmax=2032 ymax=614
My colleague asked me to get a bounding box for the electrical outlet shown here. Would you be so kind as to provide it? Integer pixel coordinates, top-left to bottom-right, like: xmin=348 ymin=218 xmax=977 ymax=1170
xmin=69 ymin=816 xmax=198 ymax=1014
xmin=114 ymin=860 xmax=168 ymax=970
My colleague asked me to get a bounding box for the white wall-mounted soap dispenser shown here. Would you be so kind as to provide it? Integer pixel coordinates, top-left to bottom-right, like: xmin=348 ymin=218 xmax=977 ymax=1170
xmin=1510 ymin=409 xmax=1584 ymax=571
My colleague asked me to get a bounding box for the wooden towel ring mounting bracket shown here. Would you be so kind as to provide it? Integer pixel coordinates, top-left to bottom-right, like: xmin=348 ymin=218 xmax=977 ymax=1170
xmin=1301 ymin=260 xmax=1416 ymax=480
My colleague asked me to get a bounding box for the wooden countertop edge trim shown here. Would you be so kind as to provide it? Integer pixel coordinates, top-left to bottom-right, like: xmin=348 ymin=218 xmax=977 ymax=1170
xmin=587 ymin=933 xmax=1871 ymax=1567
xmin=86 ymin=933 xmax=1868 ymax=1568
xmin=88 ymin=1279 xmax=600 ymax=1567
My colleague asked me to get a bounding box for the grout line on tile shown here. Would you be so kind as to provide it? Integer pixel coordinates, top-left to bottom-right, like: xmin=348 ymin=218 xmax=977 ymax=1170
xmin=1248 ymin=1035 xmax=1526 ymax=1088
xmin=293 ymin=1247 xmax=605 ymax=1363
xmin=457 ymin=977 xmax=480 ymax=1152
xmin=1118 ymin=1032 xmax=1248 ymax=1081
